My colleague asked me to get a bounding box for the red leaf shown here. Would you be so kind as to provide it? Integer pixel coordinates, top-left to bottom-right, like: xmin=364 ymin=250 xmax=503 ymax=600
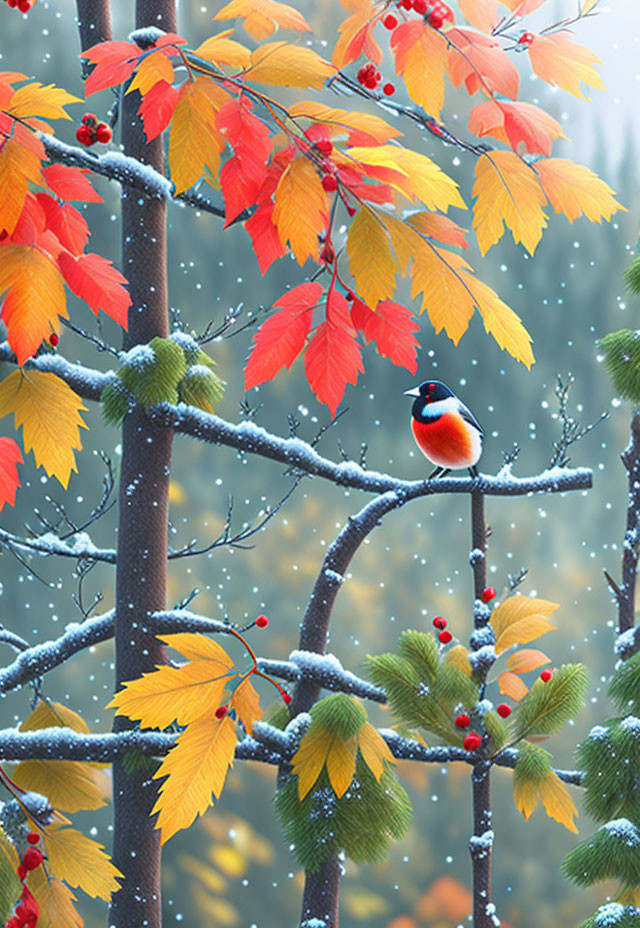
xmin=152 ymin=32 xmax=188 ymax=49
xmin=36 ymin=194 xmax=90 ymax=255
xmin=82 ymin=41 xmax=140 ymax=97
xmin=304 ymin=290 xmax=363 ymax=418
xmin=57 ymin=252 xmax=130 ymax=329
xmin=10 ymin=194 xmax=46 ymax=246
xmin=448 ymin=34 xmax=519 ymax=99
xmin=138 ymin=80 xmax=180 ymax=142
xmin=245 ymin=201 xmax=286 ymax=274
xmin=220 ymin=156 xmax=264 ymax=227
xmin=350 ymin=299 xmax=420 ymax=373
xmin=244 ymin=282 xmax=322 ymax=390
xmin=42 ymin=165 xmax=103 ymax=203
xmin=0 ymin=436 xmax=22 ymax=511
xmin=216 ymin=98 xmax=272 ymax=188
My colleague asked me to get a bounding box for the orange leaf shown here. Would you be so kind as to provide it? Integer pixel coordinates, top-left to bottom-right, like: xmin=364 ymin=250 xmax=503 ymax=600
xmin=391 ymin=22 xmax=447 ymax=117
xmin=495 ymin=616 xmax=556 ymax=654
xmin=272 ymin=155 xmax=328 ymax=265
xmin=497 ymin=670 xmax=529 ymax=701
xmin=153 ymin=714 xmax=237 ymax=843
xmin=0 ymin=436 xmax=22 ymax=511
xmin=491 ymin=595 xmax=559 ymax=638
xmin=333 ymin=0 xmax=383 ymax=68
xmin=449 ymin=39 xmax=519 ymax=99
xmin=231 ymin=676 xmax=263 ymax=734
xmin=288 ymin=101 xmax=402 ymax=146
xmin=458 ymin=0 xmax=499 ymax=32
xmin=214 ymin=0 xmax=311 ymax=40
xmin=57 ymin=252 xmax=131 ymax=329
xmin=193 ymin=31 xmax=251 ymax=70
xmin=126 ymin=51 xmax=174 ymax=97
xmin=539 ymin=770 xmax=578 ymax=832
xmin=326 ymin=734 xmax=358 ymax=797
xmin=535 ymin=158 xmax=624 ymax=223
xmin=42 ymin=165 xmax=103 ymax=203
xmin=507 ymin=649 xmax=551 ymax=674
xmin=406 ymin=212 xmax=468 ymax=250
xmin=0 ymin=137 xmax=43 ymax=237
xmin=168 ymin=78 xmax=229 ymax=195
xmin=469 ymin=100 xmax=566 ymax=156
xmin=0 ymin=243 xmax=66 ymax=364
xmin=246 ymin=42 xmax=335 ymax=89
xmin=528 ymin=30 xmax=604 ymax=98
xmin=472 ymin=151 xmax=548 ymax=255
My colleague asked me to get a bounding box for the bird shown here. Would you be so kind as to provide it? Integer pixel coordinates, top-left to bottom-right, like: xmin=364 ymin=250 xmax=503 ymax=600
xmin=404 ymin=380 xmax=483 ymax=479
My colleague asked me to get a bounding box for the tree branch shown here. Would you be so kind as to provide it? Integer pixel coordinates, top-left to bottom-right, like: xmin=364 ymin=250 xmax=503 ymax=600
xmin=617 ymin=412 xmax=640 ymax=634
xmin=0 ymin=343 xmax=112 ymax=402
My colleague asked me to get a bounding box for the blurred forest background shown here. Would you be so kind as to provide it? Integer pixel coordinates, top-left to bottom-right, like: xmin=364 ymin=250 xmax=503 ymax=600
xmin=0 ymin=1 xmax=639 ymax=927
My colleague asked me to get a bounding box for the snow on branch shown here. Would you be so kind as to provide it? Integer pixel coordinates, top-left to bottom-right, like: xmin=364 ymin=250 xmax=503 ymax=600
xmin=258 ymin=651 xmax=386 ymax=703
xmin=152 ymin=403 xmax=593 ymax=498
xmin=39 ymin=134 xmax=227 ymax=218
xmin=0 ymin=527 xmax=116 ymax=563
xmin=0 ymin=342 xmax=111 ymax=402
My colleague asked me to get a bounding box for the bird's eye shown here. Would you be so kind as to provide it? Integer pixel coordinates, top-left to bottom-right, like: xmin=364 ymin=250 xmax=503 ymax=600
xmin=428 ymin=383 xmax=435 ymax=391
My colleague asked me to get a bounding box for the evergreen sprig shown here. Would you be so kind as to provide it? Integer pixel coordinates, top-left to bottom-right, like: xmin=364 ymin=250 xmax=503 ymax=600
xmin=598 ymin=330 xmax=640 ymax=404
xmin=563 ymin=819 xmax=640 ymax=888
xmin=609 ymin=653 xmax=640 ymax=715
xmin=513 ymin=663 xmax=587 ymax=740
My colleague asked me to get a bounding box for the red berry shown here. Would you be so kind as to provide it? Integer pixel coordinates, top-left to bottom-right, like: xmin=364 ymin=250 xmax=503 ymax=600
xmin=346 ymin=291 xmax=355 ymax=302
xmin=49 ymin=332 xmax=59 ymax=347
xmin=496 ymin=704 xmax=512 ymax=718
xmin=440 ymin=3 xmax=454 ymax=20
xmin=27 ymin=833 xmax=40 ymax=845
xmin=382 ymin=82 xmax=395 ymax=96
xmin=321 ymin=174 xmax=338 ymax=193
xmin=256 ymin=614 xmax=269 ymax=628
xmin=455 ymin=713 xmax=470 ymax=729
xmin=75 ymin=125 xmax=93 ymax=146
xmin=17 ymin=864 xmax=27 ymax=881
xmin=18 ymin=0 xmax=31 ymax=11
xmin=7 ymin=0 xmax=18 ymax=7
xmin=481 ymin=587 xmax=497 ymax=603
xmin=383 ymin=13 xmax=398 ymax=28
xmin=22 ymin=848 xmax=43 ymax=871
xmin=82 ymin=112 xmax=97 ymax=126
xmin=282 ymin=691 xmax=292 ymax=705
xmin=413 ymin=0 xmax=427 ymax=13
xmin=215 ymin=705 xmax=228 ymax=719
xmin=519 ymin=32 xmax=535 ymax=45
xmin=95 ymin=123 xmax=112 ymax=143
xmin=540 ymin=669 xmax=553 ymax=683
xmin=320 ymin=243 xmax=335 ymax=264
xmin=463 ymin=732 xmax=483 ymax=751
xmin=433 ymin=616 xmax=447 ymax=629
xmin=438 ymin=630 xmax=452 ymax=644
xmin=315 ymin=139 xmax=333 ymax=157
xmin=429 ymin=10 xmax=445 ymax=27
xmin=400 ymin=0 xmax=413 ymax=7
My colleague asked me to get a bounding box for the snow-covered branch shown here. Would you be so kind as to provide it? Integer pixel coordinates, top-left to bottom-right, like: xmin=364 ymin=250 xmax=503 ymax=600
xmin=0 ymin=527 xmax=116 ymax=563
xmin=152 ymin=403 xmax=593 ymax=498
xmin=0 ymin=342 xmax=112 ymax=402
xmin=40 ymin=134 xmax=227 ymax=218
xmin=259 ymin=651 xmax=386 ymax=704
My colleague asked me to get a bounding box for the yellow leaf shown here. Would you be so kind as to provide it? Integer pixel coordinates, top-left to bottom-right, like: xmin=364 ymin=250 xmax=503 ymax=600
xmin=193 ymin=31 xmax=251 ymax=69
xmin=538 ymin=769 xmax=578 ymax=832
xmin=529 ymin=30 xmax=604 ymax=99
xmin=357 ymin=721 xmax=394 ymax=780
xmin=535 ymin=158 xmax=624 ymax=223
xmin=44 ymin=827 xmax=122 ymax=899
xmin=231 ymin=676 xmax=263 ymax=734
xmin=497 ymin=670 xmax=529 ymax=701
xmin=153 ymin=714 xmax=237 ymax=843
xmin=391 ymin=22 xmax=448 ymax=118
xmin=462 ymin=274 xmax=535 ymax=368
xmin=214 ymin=0 xmax=311 ymax=40
xmin=13 ymin=760 xmax=110 ymax=814
xmin=513 ymin=765 xmax=540 ymax=820
xmin=127 ymin=52 xmax=174 ymax=96
xmin=19 ymin=700 xmax=90 ymax=733
xmin=332 ymin=0 xmax=382 ymax=69
xmin=507 ymin=649 xmax=551 ymax=674
xmin=272 ymin=156 xmax=328 ymax=265
xmin=347 ymin=145 xmax=465 ymax=212
xmin=382 ymin=213 xmax=417 ymax=275
xmin=443 ymin=645 xmax=472 ymax=677
xmin=159 ymin=632 xmax=234 ymax=664
xmin=581 ymin=0 xmax=599 ymax=12
xmin=472 ymin=151 xmax=548 ymax=255
xmin=247 ymin=42 xmax=335 ymax=89
xmin=291 ymin=724 xmax=333 ymax=799
xmin=29 ymin=869 xmax=83 ymax=928
xmin=7 ymin=82 xmax=79 ymax=121
xmin=168 ymin=77 xmax=228 ymax=195
xmin=107 ymin=659 xmax=235 ymax=729
xmin=491 ymin=595 xmax=559 ymax=639
xmin=0 ymin=245 xmax=67 ymax=365
xmin=409 ymin=242 xmax=475 ymax=343
xmin=288 ymin=101 xmax=401 ymax=144
xmin=347 ymin=208 xmax=396 ymax=307
xmin=0 ymin=137 xmax=43 ymax=236
xmin=0 ymin=371 xmax=87 ymax=488
xmin=326 ymin=734 xmax=357 ymax=798
xmin=495 ymin=616 xmax=556 ymax=654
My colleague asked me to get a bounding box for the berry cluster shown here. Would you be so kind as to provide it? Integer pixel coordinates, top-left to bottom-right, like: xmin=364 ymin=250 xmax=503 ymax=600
xmin=2 ymin=0 xmax=36 ymax=12
xmin=75 ymin=113 xmax=112 ymax=147
xmin=356 ymin=63 xmax=395 ymax=95
xmin=432 ymin=615 xmax=451 ymax=644
xmin=7 ymin=835 xmax=43 ymax=928
xmin=397 ymin=0 xmax=453 ymax=28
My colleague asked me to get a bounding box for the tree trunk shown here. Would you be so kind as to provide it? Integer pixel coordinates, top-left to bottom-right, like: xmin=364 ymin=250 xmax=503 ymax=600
xmin=109 ymin=2 xmax=177 ymax=926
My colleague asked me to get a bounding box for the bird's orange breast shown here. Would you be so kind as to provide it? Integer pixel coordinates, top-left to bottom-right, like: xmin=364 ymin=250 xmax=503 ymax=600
xmin=411 ymin=412 xmax=478 ymax=468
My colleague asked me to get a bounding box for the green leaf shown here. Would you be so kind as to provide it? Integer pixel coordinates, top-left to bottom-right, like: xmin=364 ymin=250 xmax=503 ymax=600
xmin=563 ymin=820 xmax=640 ymax=888
xmin=178 ymin=365 xmax=225 ymax=413
xmin=101 ymin=376 xmax=135 ymax=426
xmin=609 ymin=653 xmax=640 ymax=715
xmin=397 ymin=629 xmax=439 ymax=681
xmin=625 ymin=256 xmax=640 ymax=295
xmin=483 ymin=709 xmax=507 ymax=754
xmin=513 ymin=663 xmax=587 ymax=740
xmin=598 ymin=330 xmax=640 ymax=404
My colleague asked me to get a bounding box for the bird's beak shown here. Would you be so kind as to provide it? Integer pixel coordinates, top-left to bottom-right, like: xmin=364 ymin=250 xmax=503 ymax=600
xmin=403 ymin=387 xmax=420 ymax=397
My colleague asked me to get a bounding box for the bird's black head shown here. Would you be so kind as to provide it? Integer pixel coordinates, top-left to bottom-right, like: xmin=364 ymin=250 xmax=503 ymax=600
xmin=404 ymin=380 xmax=455 ymax=405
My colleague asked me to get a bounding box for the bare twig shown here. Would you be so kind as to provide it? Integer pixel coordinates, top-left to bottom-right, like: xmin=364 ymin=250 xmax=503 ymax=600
xmin=549 ymin=374 xmax=608 ymax=468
